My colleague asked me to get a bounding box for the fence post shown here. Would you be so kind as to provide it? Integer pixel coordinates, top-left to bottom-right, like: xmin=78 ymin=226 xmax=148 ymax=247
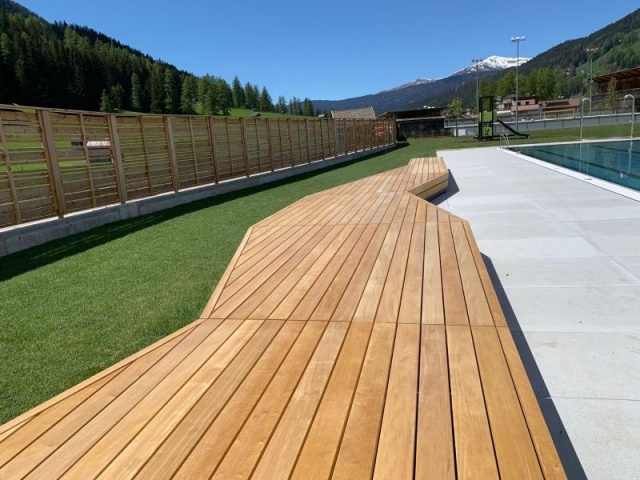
xmin=239 ymin=118 xmax=250 ymax=177
xmin=305 ymin=119 xmax=312 ymax=163
xmin=206 ymin=116 xmax=219 ymax=184
xmin=265 ymin=118 xmax=274 ymax=172
xmin=164 ymin=116 xmax=180 ymax=192
xmin=107 ymin=114 xmax=128 ymax=204
xmin=38 ymin=109 xmax=65 ymax=217
xmin=287 ymin=119 xmax=294 ymax=167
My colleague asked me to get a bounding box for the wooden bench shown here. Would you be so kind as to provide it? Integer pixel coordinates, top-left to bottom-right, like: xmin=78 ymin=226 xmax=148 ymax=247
xmin=0 ymin=157 xmax=566 ymax=479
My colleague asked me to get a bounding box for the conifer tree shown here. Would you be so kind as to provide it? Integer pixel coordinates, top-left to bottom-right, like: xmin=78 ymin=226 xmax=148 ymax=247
xmin=231 ymin=76 xmax=244 ymax=108
xmin=99 ymin=88 xmax=113 ymax=112
xmin=180 ymin=76 xmax=195 ymax=114
xmin=259 ymin=87 xmax=273 ymax=112
xmin=130 ymin=72 xmax=143 ymax=111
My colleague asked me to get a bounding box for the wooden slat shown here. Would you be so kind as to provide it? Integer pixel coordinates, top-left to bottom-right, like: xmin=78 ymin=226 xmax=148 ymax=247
xmin=373 ymin=323 xmax=420 ymax=479
xmin=447 ymin=325 xmax=499 ymax=480
xmin=289 ymin=322 xmax=372 ymax=479
xmin=416 ymin=324 xmax=455 ymax=479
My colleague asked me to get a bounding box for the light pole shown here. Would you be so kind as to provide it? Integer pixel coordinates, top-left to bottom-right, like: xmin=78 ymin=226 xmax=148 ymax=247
xmin=472 ymin=58 xmax=482 ymax=115
xmin=511 ymin=36 xmax=525 ymax=125
xmin=587 ymin=47 xmax=598 ymax=115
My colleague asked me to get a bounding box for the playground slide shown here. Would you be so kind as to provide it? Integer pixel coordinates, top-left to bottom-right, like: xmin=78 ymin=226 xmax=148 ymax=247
xmin=497 ymin=118 xmax=529 ymax=138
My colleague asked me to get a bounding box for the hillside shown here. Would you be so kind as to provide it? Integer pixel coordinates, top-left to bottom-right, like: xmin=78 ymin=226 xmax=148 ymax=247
xmin=0 ymin=0 xmax=311 ymax=116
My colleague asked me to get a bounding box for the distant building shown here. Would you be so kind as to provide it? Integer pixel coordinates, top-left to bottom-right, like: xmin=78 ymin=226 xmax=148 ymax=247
xmin=593 ymin=66 xmax=640 ymax=94
xmin=540 ymin=98 xmax=580 ymax=118
xmin=380 ymin=107 xmax=445 ymax=139
xmin=330 ymin=107 xmax=376 ymax=119
xmin=593 ymin=66 xmax=640 ymax=109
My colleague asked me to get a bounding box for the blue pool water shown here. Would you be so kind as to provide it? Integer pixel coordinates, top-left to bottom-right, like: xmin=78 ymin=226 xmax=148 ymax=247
xmin=510 ymin=140 xmax=640 ymax=191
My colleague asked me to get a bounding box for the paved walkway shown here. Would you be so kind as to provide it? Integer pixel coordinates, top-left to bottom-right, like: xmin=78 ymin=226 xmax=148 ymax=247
xmin=438 ymin=147 xmax=640 ymax=480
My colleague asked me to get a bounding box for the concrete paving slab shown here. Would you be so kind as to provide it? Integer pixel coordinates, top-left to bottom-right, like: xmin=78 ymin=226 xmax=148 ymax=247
xmin=524 ymin=331 xmax=640 ymax=399
xmin=470 ymin=221 xmax=578 ymax=240
xmin=491 ymin=251 xmax=640 ymax=288
xmin=586 ymin=235 xmax=640 ymax=256
xmin=566 ymin=218 xmax=640 ymax=236
xmin=613 ymin=256 xmax=640 ymax=278
xmin=504 ymin=286 xmax=640 ymax=333
xmin=552 ymin=397 xmax=640 ymax=480
xmin=479 ymin=237 xmax=601 ymax=259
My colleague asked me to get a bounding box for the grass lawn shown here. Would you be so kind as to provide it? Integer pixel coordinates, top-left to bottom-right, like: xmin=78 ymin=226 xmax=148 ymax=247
xmin=0 ymin=123 xmax=632 ymax=424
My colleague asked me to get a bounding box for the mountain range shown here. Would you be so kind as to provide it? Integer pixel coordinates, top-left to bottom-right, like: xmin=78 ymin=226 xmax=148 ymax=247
xmin=312 ymin=9 xmax=640 ymax=114
xmin=311 ymin=56 xmax=529 ymax=114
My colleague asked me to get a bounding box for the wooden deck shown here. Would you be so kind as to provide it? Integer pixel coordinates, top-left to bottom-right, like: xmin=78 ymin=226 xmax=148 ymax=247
xmin=0 ymin=157 xmax=567 ymax=479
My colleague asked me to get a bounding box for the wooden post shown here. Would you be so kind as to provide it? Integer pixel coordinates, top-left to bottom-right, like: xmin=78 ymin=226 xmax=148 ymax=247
xmin=139 ymin=116 xmax=152 ymax=195
xmin=79 ymin=114 xmax=98 ymax=208
xmin=265 ymin=118 xmax=274 ymax=172
xmin=224 ymin=117 xmax=233 ymax=177
xmin=107 ymin=114 xmax=127 ymax=204
xmin=319 ymin=119 xmax=326 ymax=160
xmin=287 ymin=119 xmax=294 ymax=168
xmin=188 ymin=116 xmax=200 ymax=185
xmin=206 ymin=116 xmax=219 ymax=184
xmin=277 ymin=119 xmax=284 ymax=169
xmin=239 ymin=118 xmax=250 ymax=177
xmin=0 ymin=116 xmax=22 ymax=224
xmin=38 ymin=109 xmax=66 ymax=217
xmin=164 ymin=116 xmax=180 ymax=192
xmin=305 ymin=119 xmax=311 ymax=163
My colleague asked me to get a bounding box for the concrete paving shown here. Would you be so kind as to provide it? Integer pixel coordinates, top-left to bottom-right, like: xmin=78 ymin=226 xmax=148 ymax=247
xmin=438 ymin=146 xmax=640 ymax=480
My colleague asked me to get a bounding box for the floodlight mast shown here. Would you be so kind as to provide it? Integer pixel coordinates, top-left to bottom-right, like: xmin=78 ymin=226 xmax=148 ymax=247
xmin=472 ymin=58 xmax=483 ymax=115
xmin=511 ymin=36 xmax=525 ymax=125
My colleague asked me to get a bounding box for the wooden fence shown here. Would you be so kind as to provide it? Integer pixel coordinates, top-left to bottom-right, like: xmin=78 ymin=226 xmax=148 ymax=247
xmin=0 ymin=106 xmax=395 ymax=229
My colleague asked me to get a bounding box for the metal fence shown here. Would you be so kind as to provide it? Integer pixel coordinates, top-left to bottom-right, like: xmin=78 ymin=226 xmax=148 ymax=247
xmin=0 ymin=106 xmax=395 ymax=229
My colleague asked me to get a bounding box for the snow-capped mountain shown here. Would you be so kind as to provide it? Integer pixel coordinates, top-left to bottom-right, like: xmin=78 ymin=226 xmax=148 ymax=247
xmin=455 ymin=55 xmax=531 ymax=75
xmin=386 ymin=78 xmax=435 ymax=92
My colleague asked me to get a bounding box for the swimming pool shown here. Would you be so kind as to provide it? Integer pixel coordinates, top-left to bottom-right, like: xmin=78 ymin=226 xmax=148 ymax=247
xmin=510 ymin=139 xmax=640 ymax=192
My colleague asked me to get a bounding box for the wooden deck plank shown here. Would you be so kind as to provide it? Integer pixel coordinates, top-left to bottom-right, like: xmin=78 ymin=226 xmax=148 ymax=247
xmin=233 ymin=224 xmax=351 ymax=319
xmin=310 ymin=224 xmax=380 ymax=321
xmin=168 ymin=320 xmax=309 ymax=480
xmin=439 ymin=218 xmax=470 ymax=326
xmin=214 ymin=322 xmax=347 ymax=479
xmin=373 ymin=323 xmax=420 ymax=480
xmin=447 ymin=325 xmax=499 ymax=480
xmin=353 ymin=223 xmax=402 ymax=322
xmin=330 ymin=223 xmax=390 ymax=322
xmin=331 ymin=323 xmax=395 ymax=479
xmin=451 ymin=221 xmax=494 ymax=326
xmin=288 ymin=224 xmax=370 ymax=320
xmin=398 ymin=215 xmax=425 ymax=323
xmin=268 ymin=224 xmax=359 ymax=319
xmin=496 ymin=327 xmax=567 ymax=480
xmin=471 ymin=326 xmax=544 ymax=480
xmin=34 ymin=320 xmax=250 ymax=480
xmin=416 ymin=324 xmax=455 ymax=480
xmin=423 ymin=222 xmax=445 ymax=324
xmin=289 ymin=322 xmax=372 ymax=480
xmin=374 ymin=221 xmax=414 ymax=323
xmin=98 ymin=320 xmax=284 ymax=480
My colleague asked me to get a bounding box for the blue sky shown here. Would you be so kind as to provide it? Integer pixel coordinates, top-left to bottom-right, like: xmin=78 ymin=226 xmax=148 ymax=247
xmin=18 ymin=0 xmax=638 ymax=101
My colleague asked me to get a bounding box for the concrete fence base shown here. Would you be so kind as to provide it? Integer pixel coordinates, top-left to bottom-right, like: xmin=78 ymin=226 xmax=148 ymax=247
xmin=0 ymin=145 xmax=394 ymax=257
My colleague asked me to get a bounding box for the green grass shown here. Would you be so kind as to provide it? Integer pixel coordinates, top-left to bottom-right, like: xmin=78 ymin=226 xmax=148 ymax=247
xmin=0 ymin=124 xmax=632 ymax=424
